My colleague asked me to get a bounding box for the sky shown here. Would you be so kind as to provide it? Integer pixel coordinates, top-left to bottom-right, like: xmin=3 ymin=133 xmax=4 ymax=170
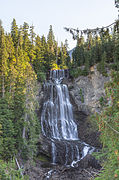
xmin=0 ymin=0 xmax=118 ymax=50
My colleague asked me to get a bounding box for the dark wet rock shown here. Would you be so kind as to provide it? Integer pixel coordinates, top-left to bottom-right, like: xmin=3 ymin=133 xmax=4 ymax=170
xmin=76 ymin=154 xmax=101 ymax=169
xmin=38 ymin=135 xmax=51 ymax=156
xmin=24 ymin=156 xmax=101 ymax=180
xmin=71 ymin=100 xmax=101 ymax=148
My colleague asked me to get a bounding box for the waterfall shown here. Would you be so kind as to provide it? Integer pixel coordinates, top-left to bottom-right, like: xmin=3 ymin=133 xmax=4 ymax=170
xmin=41 ymin=69 xmax=94 ymax=165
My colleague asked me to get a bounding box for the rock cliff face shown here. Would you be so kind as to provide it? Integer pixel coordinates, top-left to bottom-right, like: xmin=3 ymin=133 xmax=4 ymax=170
xmin=37 ymin=66 xmax=110 ymax=159
xmin=24 ymin=68 xmax=111 ymax=180
xmin=69 ymin=65 xmax=110 ymax=115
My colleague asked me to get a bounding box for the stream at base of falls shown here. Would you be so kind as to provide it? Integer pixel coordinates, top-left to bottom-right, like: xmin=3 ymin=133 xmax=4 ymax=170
xmin=41 ymin=69 xmax=95 ymax=167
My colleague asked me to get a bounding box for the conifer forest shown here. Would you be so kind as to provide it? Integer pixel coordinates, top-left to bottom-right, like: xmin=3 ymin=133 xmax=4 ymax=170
xmin=0 ymin=1 xmax=119 ymax=179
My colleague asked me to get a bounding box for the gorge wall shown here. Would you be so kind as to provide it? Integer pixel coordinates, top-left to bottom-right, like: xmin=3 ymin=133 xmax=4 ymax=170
xmin=68 ymin=65 xmax=110 ymax=115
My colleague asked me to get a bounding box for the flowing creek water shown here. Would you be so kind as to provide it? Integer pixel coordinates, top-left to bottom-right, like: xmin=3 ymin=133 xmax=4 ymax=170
xmin=41 ymin=69 xmax=94 ymax=167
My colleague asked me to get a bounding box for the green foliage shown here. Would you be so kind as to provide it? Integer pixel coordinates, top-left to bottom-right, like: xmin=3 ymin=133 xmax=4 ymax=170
xmin=33 ymin=26 xmax=69 ymax=78
xmin=79 ymin=88 xmax=84 ymax=103
xmin=0 ymin=19 xmax=69 ymax=178
xmin=37 ymin=154 xmax=49 ymax=162
xmin=99 ymin=96 xmax=107 ymax=107
xmin=70 ymin=23 xmax=119 ymax=78
xmin=37 ymin=71 xmax=46 ymax=82
xmin=0 ymin=159 xmax=28 ymax=180
xmin=92 ymin=71 xmax=119 ymax=180
xmin=0 ymin=98 xmax=15 ymax=160
xmin=70 ymin=66 xmax=89 ymax=78
xmin=97 ymin=52 xmax=108 ymax=76
xmin=11 ymin=18 xmax=18 ymax=49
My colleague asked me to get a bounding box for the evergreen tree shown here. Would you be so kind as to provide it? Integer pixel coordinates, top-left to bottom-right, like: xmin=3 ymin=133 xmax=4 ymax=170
xmin=113 ymin=30 xmax=119 ymax=70
xmin=47 ymin=25 xmax=55 ymax=51
xmin=22 ymin=22 xmax=30 ymax=57
xmin=0 ymin=23 xmax=8 ymax=98
xmin=59 ymin=42 xmax=68 ymax=67
xmin=0 ymin=98 xmax=15 ymax=160
xmin=11 ymin=18 xmax=18 ymax=49
xmin=6 ymin=33 xmax=16 ymax=97
xmin=33 ymin=35 xmax=46 ymax=81
xmin=41 ymin=35 xmax=51 ymax=69
xmin=29 ymin=24 xmax=36 ymax=62
xmin=47 ymin=25 xmax=57 ymax=66
xmin=21 ymin=63 xmax=39 ymax=159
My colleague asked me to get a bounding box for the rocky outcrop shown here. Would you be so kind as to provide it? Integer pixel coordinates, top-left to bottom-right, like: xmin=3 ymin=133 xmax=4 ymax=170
xmin=24 ymin=154 xmax=101 ymax=180
xmin=69 ymin=65 xmax=110 ymax=115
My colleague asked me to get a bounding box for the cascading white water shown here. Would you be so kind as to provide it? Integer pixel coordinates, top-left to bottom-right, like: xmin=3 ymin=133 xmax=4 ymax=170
xmin=41 ymin=69 xmax=94 ymax=165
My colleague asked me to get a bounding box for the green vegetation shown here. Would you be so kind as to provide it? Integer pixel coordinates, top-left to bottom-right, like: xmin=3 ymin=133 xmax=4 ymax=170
xmin=79 ymin=88 xmax=84 ymax=103
xmin=37 ymin=154 xmax=49 ymax=162
xmin=0 ymin=1 xmax=119 ymax=178
xmin=65 ymin=2 xmax=119 ymax=178
xmin=0 ymin=19 xmax=69 ymax=178
xmin=0 ymin=159 xmax=29 ymax=180
xmin=66 ymin=20 xmax=119 ymax=78
xmin=99 ymin=96 xmax=107 ymax=107
xmin=93 ymin=71 xmax=119 ymax=180
xmin=68 ymin=21 xmax=119 ymax=180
